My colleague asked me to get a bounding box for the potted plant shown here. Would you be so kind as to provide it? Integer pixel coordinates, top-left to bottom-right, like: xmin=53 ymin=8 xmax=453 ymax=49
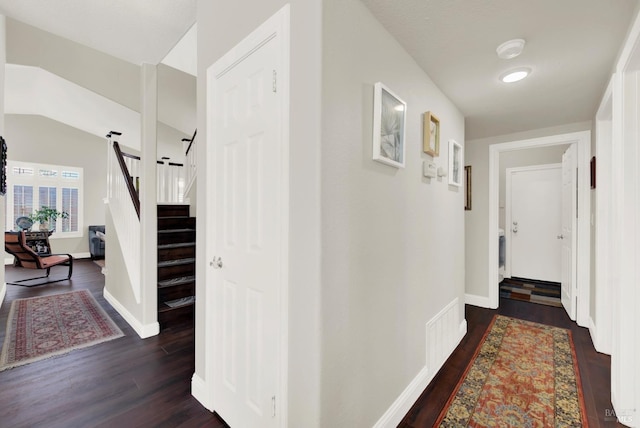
xmin=28 ymin=206 xmax=69 ymax=232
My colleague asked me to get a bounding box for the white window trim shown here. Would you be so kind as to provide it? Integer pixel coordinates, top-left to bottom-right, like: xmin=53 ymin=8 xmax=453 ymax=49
xmin=6 ymin=160 xmax=84 ymax=239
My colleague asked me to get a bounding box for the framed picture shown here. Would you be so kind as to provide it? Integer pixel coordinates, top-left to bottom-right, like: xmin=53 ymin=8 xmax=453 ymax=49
xmin=448 ymin=139 xmax=462 ymax=187
xmin=423 ymin=112 xmax=440 ymax=156
xmin=372 ymin=82 xmax=406 ymax=168
xmin=464 ymin=165 xmax=472 ymax=210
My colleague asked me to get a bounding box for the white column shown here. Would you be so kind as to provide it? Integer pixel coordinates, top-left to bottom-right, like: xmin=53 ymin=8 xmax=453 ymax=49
xmin=140 ymin=63 xmax=159 ymax=331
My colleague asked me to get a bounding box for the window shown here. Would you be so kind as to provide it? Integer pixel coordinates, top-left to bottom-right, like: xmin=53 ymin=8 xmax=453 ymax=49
xmin=6 ymin=161 xmax=84 ymax=238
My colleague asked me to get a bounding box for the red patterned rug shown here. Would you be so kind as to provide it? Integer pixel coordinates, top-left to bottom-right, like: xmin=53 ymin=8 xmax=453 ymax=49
xmin=436 ymin=315 xmax=588 ymax=427
xmin=0 ymin=290 xmax=123 ymax=371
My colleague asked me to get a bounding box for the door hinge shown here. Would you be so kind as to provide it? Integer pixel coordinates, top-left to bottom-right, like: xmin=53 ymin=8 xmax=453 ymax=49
xmin=272 ymin=395 xmax=276 ymax=417
xmin=272 ymin=70 xmax=277 ymax=93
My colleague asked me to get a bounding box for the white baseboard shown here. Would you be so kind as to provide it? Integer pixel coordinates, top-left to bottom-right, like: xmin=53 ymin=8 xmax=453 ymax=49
xmin=465 ymin=293 xmax=492 ymax=308
xmin=373 ymin=312 xmax=467 ymax=427
xmin=192 ymin=373 xmax=214 ymax=412
xmin=372 ymin=365 xmax=430 ymax=428
xmin=103 ymin=288 xmax=159 ymax=339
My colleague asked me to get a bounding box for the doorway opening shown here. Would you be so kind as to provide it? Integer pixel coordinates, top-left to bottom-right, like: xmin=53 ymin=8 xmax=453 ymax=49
xmin=487 ymin=131 xmax=591 ymax=327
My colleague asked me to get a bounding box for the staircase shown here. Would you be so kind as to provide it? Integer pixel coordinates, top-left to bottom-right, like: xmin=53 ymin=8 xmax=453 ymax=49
xmin=157 ymin=204 xmax=196 ymax=329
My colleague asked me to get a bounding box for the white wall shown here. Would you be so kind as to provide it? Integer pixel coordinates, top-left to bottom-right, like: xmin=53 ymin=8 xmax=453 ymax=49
xmin=196 ymin=1 xmax=322 ymax=426
xmin=7 ymin=18 xmax=140 ymax=112
xmin=3 ymin=114 xmax=107 ymax=256
xmin=465 ymin=121 xmax=591 ymax=299
xmin=321 ymin=0 xmax=465 ymax=425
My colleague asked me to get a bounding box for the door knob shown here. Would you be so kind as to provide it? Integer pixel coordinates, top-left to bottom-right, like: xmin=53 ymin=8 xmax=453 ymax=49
xmin=210 ymin=256 xmax=223 ymax=268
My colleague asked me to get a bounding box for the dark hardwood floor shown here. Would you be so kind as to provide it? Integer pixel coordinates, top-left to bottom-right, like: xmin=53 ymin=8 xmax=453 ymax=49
xmin=0 ymin=259 xmax=227 ymax=428
xmin=0 ymin=263 xmax=620 ymax=427
xmin=400 ymin=298 xmax=622 ymax=427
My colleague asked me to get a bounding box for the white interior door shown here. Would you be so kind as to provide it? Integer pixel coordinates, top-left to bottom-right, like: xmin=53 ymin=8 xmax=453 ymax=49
xmin=507 ymin=165 xmax=562 ymax=282
xmin=561 ymin=145 xmax=577 ymax=320
xmin=208 ymin=28 xmax=283 ymax=428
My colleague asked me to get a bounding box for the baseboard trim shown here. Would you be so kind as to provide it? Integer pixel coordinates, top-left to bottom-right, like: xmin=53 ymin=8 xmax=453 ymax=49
xmin=465 ymin=293 xmax=492 ymax=308
xmin=373 ymin=317 xmax=467 ymax=427
xmin=191 ymin=373 xmax=214 ymax=412
xmin=103 ymin=288 xmax=159 ymax=339
xmin=372 ymin=365 xmax=430 ymax=428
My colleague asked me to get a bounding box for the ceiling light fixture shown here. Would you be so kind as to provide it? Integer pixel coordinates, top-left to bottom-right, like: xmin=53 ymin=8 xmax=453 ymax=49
xmin=496 ymin=38 xmax=526 ymax=60
xmin=500 ymin=68 xmax=531 ymax=83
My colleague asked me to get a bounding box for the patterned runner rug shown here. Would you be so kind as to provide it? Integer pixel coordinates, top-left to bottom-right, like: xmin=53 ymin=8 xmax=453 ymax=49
xmin=0 ymin=290 xmax=123 ymax=371
xmin=436 ymin=315 xmax=588 ymax=427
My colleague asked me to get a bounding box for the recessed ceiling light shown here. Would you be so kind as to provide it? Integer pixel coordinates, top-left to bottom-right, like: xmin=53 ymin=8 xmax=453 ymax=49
xmin=500 ymin=68 xmax=531 ymax=83
xmin=496 ymin=39 xmax=526 ymax=59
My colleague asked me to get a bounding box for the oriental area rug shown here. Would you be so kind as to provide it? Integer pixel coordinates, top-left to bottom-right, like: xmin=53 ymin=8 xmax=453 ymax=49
xmin=0 ymin=290 xmax=123 ymax=371
xmin=436 ymin=315 xmax=588 ymax=427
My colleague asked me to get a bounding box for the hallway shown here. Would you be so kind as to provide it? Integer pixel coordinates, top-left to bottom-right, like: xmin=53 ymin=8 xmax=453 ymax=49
xmin=401 ymin=298 xmax=619 ymax=427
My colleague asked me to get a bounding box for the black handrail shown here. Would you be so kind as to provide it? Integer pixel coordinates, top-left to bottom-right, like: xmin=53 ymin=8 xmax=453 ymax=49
xmin=184 ymin=129 xmax=197 ymax=156
xmin=112 ymin=141 xmax=141 ymax=219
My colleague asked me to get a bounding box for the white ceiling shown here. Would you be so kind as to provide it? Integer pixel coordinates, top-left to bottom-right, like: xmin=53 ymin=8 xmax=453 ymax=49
xmin=1 ymin=1 xmax=637 ymax=140
xmin=360 ymin=0 xmax=639 ymax=140
xmin=0 ymin=0 xmax=196 ymax=65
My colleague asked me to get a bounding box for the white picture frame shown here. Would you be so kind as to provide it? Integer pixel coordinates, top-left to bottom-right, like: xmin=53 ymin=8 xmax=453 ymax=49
xmin=448 ymin=139 xmax=463 ymax=187
xmin=372 ymin=82 xmax=406 ymax=168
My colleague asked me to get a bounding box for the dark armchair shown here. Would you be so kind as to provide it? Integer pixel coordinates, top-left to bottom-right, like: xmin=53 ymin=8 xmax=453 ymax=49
xmin=88 ymin=225 xmax=105 ymax=259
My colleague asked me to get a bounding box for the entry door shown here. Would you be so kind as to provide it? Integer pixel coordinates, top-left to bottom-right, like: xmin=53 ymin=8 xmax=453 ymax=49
xmin=507 ymin=165 xmax=562 ymax=282
xmin=208 ymin=28 xmax=283 ymax=428
xmin=561 ymin=145 xmax=577 ymax=320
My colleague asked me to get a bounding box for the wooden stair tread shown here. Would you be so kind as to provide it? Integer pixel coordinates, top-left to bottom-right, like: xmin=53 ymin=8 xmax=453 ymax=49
xmin=158 ymin=258 xmax=195 ymax=267
xmin=157 ymin=242 xmax=195 ymax=249
xmin=158 ymin=275 xmax=196 ymax=288
xmin=158 ymin=228 xmax=195 ymax=234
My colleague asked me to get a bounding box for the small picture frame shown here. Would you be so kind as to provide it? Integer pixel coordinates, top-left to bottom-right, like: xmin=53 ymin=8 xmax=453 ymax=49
xmin=464 ymin=165 xmax=472 ymax=210
xmin=372 ymin=82 xmax=406 ymax=168
xmin=448 ymin=139 xmax=462 ymax=187
xmin=423 ymin=112 xmax=440 ymax=157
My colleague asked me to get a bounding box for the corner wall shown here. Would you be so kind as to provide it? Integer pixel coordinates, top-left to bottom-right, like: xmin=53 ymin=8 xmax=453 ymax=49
xmin=321 ymin=0 xmax=465 ymax=425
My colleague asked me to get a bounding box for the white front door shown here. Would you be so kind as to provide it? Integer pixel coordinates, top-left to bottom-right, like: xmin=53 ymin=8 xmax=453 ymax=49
xmin=507 ymin=165 xmax=563 ymax=282
xmin=561 ymin=145 xmax=577 ymax=320
xmin=207 ymin=12 xmax=287 ymax=427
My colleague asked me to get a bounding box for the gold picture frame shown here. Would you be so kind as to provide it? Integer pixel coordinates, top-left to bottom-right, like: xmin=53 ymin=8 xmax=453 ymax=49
xmin=423 ymin=112 xmax=440 ymax=156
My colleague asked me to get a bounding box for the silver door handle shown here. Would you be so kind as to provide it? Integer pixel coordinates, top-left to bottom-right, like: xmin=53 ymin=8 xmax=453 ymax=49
xmin=210 ymin=256 xmax=223 ymax=269
xmin=557 ymin=235 xmax=564 ymax=239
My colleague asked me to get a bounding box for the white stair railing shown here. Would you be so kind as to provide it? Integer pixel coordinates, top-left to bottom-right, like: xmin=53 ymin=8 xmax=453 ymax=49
xmin=183 ymin=130 xmax=197 ymax=196
xmin=106 ymin=132 xmax=141 ymax=303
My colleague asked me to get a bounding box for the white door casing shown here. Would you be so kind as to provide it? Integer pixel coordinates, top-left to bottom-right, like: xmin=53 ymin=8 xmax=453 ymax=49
xmin=205 ymin=6 xmax=289 ymax=428
xmin=505 ymin=165 xmax=562 ymax=283
xmin=487 ymin=132 xmax=590 ymax=328
xmin=561 ymin=145 xmax=578 ymax=320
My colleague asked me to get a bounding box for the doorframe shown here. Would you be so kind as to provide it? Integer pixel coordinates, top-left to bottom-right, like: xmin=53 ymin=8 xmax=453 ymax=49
xmin=202 ymin=5 xmax=290 ymax=425
xmin=504 ymin=163 xmax=562 ymax=281
xmin=488 ymin=131 xmax=590 ymax=327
